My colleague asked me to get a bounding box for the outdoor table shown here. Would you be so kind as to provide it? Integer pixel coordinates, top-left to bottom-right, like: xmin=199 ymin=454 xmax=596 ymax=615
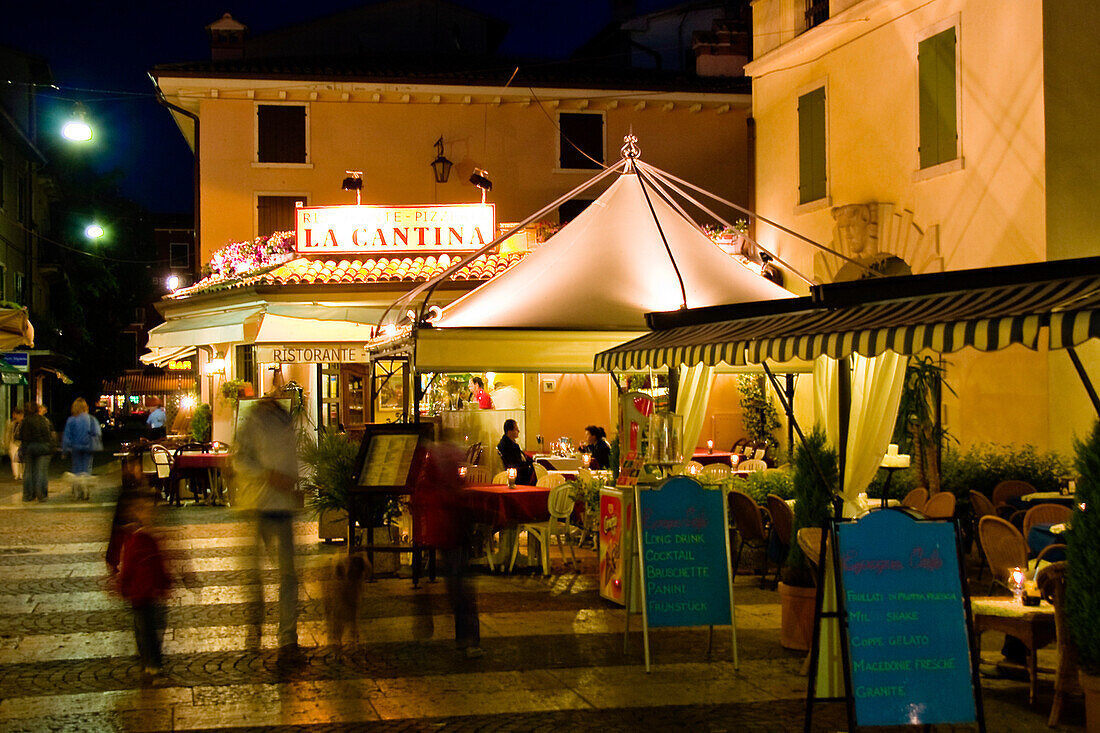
xmin=535 ymin=456 xmax=581 ymax=471
xmin=172 ymin=451 xmax=230 ymax=505
xmin=1027 ymin=522 xmax=1067 ymax=561
xmin=692 ymin=451 xmax=737 ymax=467
xmin=1006 ymin=492 xmax=1078 ymax=512
xmin=971 ymin=596 xmax=1056 ymax=704
xmin=460 ymin=483 xmax=551 ymax=529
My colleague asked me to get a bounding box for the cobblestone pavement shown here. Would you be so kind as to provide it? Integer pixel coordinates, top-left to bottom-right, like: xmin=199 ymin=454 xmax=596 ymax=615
xmin=0 ymin=468 xmax=1085 ymax=731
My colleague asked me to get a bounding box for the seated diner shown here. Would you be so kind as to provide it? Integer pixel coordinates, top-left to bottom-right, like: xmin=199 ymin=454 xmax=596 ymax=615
xmin=579 ymin=425 xmax=611 ymax=470
xmin=497 ymin=418 xmax=536 ymax=485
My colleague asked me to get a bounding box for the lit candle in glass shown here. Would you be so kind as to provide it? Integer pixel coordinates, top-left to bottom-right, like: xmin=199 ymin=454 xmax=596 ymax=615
xmin=1011 ymin=567 xmax=1026 ymax=605
xmin=583 ymin=454 xmax=591 ymax=468
xmin=507 ymin=467 xmax=517 ymax=487
xmin=458 ymin=465 xmax=467 ymax=479
xmin=689 ymin=463 xmax=700 ymax=476
xmin=707 ymin=439 xmax=714 ymax=455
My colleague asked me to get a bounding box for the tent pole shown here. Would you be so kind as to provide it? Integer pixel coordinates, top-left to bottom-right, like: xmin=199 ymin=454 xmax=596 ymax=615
xmin=836 ymin=357 xmax=851 ymax=519
xmin=1067 ymin=346 xmax=1100 ymax=418
xmin=785 ymin=373 xmax=796 ymax=457
xmin=762 ymin=362 xmax=833 ymax=499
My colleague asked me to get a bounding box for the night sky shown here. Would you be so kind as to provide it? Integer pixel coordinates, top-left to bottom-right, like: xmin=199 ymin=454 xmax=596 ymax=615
xmin=2 ymin=1 xmax=687 ymax=215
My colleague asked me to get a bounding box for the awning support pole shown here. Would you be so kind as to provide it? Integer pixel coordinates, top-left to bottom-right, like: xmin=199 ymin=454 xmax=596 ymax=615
xmin=1067 ymin=346 xmax=1100 ymax=419
xmin=836 ymin=357 xmax=851 ymax=519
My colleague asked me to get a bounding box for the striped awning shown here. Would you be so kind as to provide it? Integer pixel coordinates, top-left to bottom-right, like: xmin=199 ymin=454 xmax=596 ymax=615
xmin=102 ymin=372 xmax=197 ymax=395
xmin=596 ymin=257 xmax=1100 ymax=371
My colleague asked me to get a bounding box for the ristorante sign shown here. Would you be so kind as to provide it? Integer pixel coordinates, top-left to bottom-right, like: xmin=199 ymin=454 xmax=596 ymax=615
xmin=295 ymin=203 xmax=495 ymax=255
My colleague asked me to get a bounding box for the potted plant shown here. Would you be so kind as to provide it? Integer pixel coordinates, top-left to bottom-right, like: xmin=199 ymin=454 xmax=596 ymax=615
xmin=299 ymin=427 xmax=358 ymax=542
xmin=219 ymin=378 xmax=247 ymax=411
xmin=779 ymin=426 xmax=838 ymax=651
xmin=738 ymin=375 xmax=782 ymax=457
xmin=190 ymin=403 xmax=213 ymax=443
xmin=1067 ymin=419 xmax=1100 ymax=728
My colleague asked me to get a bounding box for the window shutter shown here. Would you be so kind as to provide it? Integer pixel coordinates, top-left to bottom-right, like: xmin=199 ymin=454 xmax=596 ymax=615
xmin=559 ymin=113 xmax=604 ymax=169
xmin=257 ymin=105 xmax=306 ymax=163
xmin=798 ymin=87 xmax=826 ymax=204
xmin=919 ymin=28 xmax=957 ymax=169
xmin=257 ymin=196 xmax=303 ymax=237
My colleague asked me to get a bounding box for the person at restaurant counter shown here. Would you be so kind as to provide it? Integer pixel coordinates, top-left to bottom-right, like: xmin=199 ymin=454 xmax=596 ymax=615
xmin=490 ymin=381 xmax=521 ymax=409
xmin=579 ymin=425 xmax=611 ymax=470
xmin=468 ymin=377 xmax=493 ymax=409
xmin=497 ymin=419 xmax=535 ymax=485
xmin=146 ymin=402 xmax=166 ymax=439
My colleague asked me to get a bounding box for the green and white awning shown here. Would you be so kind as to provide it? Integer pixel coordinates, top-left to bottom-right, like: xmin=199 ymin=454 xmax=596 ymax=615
xmin=595 ymin=257 xmax=1100 ymax=371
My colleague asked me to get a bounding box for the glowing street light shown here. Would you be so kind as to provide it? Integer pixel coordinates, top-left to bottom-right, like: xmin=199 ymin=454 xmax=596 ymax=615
xmin=84 ymin=223 xmax=105 ymax=240
xmin=166 ymin=275 xmax=180 ymax=291
xmin=62 ymin=104 xmax=93 ymax=142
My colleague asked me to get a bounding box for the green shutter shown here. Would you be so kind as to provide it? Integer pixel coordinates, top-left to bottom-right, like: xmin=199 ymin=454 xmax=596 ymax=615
xmin=919 ymin=28 xmax=957 ymax=169
xmin=798 ymin=87 xmax=827 ymax=204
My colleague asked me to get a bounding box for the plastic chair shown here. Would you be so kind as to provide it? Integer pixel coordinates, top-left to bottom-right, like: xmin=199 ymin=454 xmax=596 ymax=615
xmin=465 ymin=442 xmax=483 ymax=466
xmin=753 ymin=447 xmax=767 ymax=460
xmin=1022 ymin=503 xmax=1072 ymax=537
xmin=921 ymin=491 xmax=956 ymax=519
xmin=533 ymin=462 xmax=549 ymax=483
xmin=970 ymin=490 xmax=997 ymax=580
xmin=683 ymin=460 xmax=705 ymax=475
xmin=900 ymin=487 xmax=929 ymax=510
xmin=509 ymin=483 xmax=577 ymax=575
xmin=701 ymin=463 xmax=731 ymax=479
xmin=992 ymin=480 xmax=1035 ymax=518
xmin=536 ymin=473 xmax=565 ymax=488
xmin=463 ymin=465 xmax=491 ymax=485
xmin=765 ymin=494 xmax=794 ymax=589
xmin=728 ymin=489 xmax=770 ymax=587
xmin=739 ymin=459 xmax=767 ymax=473
xmin=1035 ymin=562 xmax=1081 ymax=727
xmin=150 ymin=445 xmax=175 ymax=505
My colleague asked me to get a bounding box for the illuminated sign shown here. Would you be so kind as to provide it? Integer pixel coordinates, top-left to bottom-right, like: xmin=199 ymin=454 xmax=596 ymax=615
xmin=295 ymin=204 xmax=495 ymax=255
xmin=166 ymin=359 xmax=194 ymax=371
xmin=255 ymin=345 xmax=370 ymax=363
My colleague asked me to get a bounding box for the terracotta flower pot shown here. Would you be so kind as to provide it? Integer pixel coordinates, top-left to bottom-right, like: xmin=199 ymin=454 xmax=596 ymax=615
xmin=1080 ymin=669 xmax=1100 ymax=733
xmin=779 ymin=581 xmax=816 ymax=651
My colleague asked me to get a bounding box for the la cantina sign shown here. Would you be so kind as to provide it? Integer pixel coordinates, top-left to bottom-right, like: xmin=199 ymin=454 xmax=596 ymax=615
xmin=296 ymin=203 xmax=495 ymax=255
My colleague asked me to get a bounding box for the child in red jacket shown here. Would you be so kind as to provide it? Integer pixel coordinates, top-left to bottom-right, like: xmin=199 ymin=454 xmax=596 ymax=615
xmin=117 ymin=491 xmax=171 ymax=680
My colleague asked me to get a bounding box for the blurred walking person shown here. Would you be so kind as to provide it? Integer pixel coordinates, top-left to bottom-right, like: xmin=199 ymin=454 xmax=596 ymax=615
xmin=232 ymin=396 xmax=302 ymax=658
xmin=413 ymin=438 xmax=482 ymax=657
xmin=15 ymin=401 xmax=52 ymax=502
xmin=116 ymin=490 xmax=171 ymax=684
xmin=3 ymin=407 xmax=23 ymax=480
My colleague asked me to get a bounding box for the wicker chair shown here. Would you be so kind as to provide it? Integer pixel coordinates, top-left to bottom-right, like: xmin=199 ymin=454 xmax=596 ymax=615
xmin=900 ymin=487 xmax=929 ymax=510
xmin=1035 ymin=561 xmax=1081 ymax=727
xmin=1022 ymin=503 xmax=1072 ymax=537
xmin=970 ymin=491 xmax=997 ymax=580
xmin=978 ymin=515 xmax=1029 ymax=593
xmin=921 ymin=491 xmax=956 ymax=519
xmin=765 ymin=494 xmax=794 ymax=589
xmin=992 ymin=480 xmax=1035 ymax=518
xmin=728 ymin=489 xmax=770 ymax=587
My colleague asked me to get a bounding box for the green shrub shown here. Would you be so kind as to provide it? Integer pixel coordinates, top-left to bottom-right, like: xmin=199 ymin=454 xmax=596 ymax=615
xmin=1067 ymin=421 xmax=1100 ymax=675
xmin=939 ymin=442 xmax=1070 ymax=499
xmin=864 ymin=466 xmax=922 ymax=501
xmin=740 ymin=468 xmax=795 ymax=504
xmin=299 ymin=428 xmax=358 ymax=517
xmin=190 ymin=403 xmax=213 ymax=443
xmin=785 ymin=426 xmax=838 ymax=585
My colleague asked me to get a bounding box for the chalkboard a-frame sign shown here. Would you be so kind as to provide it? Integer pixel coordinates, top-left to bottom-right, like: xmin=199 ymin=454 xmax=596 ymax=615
xmin=822 ymin=509 xmax=985 ymax=731
xmin=625 ymin=475 xmax=738 ymax=672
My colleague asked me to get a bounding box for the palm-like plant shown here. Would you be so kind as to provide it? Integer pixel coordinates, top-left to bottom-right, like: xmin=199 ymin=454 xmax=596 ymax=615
xmin=299 ymin=428 xmax=358 ymax=516
xmin=893 ymin=356 xmax=955 ymax=492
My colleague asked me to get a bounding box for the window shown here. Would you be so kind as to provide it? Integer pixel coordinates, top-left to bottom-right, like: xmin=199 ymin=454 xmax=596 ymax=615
xmin=0 ymin=265 xmax=6 ymax=301
xmin=558 ymin=112 xmax=604 ymax=169
xmin=13 ymin=272 xmax=25 ymax=305
xmin=918 ymin=27 xmax=958 ymax=169
xmin=558 ymin=199 xmax=593 ymax=224
xmin=797 ymin=86 xmax=827 ymax=204
xmin=256 ymin=104 xmax=307 ymax=164
xmin=169 ymin=241 xmax=190 ymax=270
xmin=806 ymin=0 xmax=828 ymax=29
xmin=17 ymin=173 xmax=29 ymax=224
xmin=235 ymin=345 xmax=256 ymax=385
xmin=0 ymin=157 xmax=5 ymax=210
xmin=257 ymin=195 xmax=305 ymax=237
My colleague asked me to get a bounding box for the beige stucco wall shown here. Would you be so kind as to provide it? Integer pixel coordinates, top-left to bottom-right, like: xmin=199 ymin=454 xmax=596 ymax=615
xmin=194 ymin=94 xmax=750 ymax=261
xmin=746 ymin=0 xmax=1100 ymax=456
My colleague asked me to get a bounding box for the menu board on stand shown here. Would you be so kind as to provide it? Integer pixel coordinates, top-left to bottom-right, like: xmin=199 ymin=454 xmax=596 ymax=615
xmin=599 ymin=451 xmax=644 ymax=606
xmin=809 ymin=509 xmax=985 ymax=730
xmin=624 ymin=475 xmax=738 ymax=672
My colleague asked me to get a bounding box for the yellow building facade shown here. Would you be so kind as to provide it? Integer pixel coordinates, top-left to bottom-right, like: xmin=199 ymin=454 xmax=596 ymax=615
xmin=746 ymin=0 xmax=1100 ymax=454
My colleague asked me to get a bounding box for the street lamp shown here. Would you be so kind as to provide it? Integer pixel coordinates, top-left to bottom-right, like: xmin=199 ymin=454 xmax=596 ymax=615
xmin=166 ymin=275 xmax=180 ymax=291
xmin=84 ymin=223 xmax=105 ymax=240
xmin=431 ymin=137 xmax=452 ymax=184
xmin=61 ymin=103 xmax=93 ymax=142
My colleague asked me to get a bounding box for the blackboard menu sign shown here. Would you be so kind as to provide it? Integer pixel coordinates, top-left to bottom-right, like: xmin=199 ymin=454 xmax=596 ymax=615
xmin=636 ymin=476 xmax=733 ymax=628
xmin=351 ymin=423 xmax=434 ymax=493
xmin=835 ymin=510 xmax=978 ymax=727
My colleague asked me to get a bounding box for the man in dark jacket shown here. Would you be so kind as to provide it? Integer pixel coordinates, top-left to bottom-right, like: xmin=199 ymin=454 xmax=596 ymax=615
xmin=496 ymin=419 xmax=535 ymax=485
xmin=15 ymin=402 xmax=52 ymax=502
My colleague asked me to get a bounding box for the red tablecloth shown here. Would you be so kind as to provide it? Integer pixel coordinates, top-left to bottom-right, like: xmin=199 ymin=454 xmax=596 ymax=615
xmin=174 ymin=452 xmax=229 ymax=470
xmin=692 ymin=451 xmax=736 ymax=466
xmin=460 ymin=484 xmax=549 ymax=529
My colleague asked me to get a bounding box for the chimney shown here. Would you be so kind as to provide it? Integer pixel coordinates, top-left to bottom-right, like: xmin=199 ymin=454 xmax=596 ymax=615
xmin=206 ymin=13 xmax=248 ymax=60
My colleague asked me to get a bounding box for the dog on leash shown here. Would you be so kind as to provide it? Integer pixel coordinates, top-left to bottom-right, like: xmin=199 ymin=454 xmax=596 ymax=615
xmin=323 ymin=552 xmax=371 ymax=647
xmin=63 ymin=472 xmax=93 ymax=501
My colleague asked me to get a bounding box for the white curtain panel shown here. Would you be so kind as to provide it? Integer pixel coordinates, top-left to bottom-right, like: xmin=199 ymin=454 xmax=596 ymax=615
xmin=812 ymin=352 xmax=907 ymax=515
xmin=677 ymin=364 xmax=715 ymax=462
